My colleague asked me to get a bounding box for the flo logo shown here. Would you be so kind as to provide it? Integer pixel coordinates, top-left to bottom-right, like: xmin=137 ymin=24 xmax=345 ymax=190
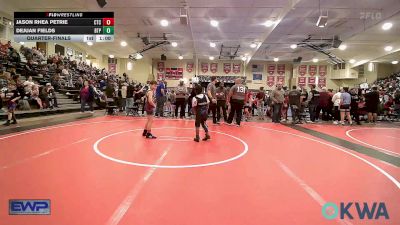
xmin=322 ymin=202 xmax=389 ymax=220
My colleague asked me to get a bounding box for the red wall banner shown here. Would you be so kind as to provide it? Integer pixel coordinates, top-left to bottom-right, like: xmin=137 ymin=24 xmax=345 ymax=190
xmin=298 ymin=65 xmax=307 ymax=76
xmin=267 ymin=64 xmax=276 ymax=75
xmin=157 ymin=62 xmax=165 ymax=72
xmin=277 ymin=64 xmax=285 ymax=75
xmin=309 ymin=65 xmax=317 ymax=76
xmin=298 ymin=77 xmax=306 ymax=87
xmin=308 ymin=76 xmax=316 ymax=86
xmin=165 ymin=68 xmax=184 ymax=80
xmin=201 ymin=63 xmax=208 ymax=73
xmin=319 ymin=65 xmax=327 ymax=76
xmin=108 ymin=63 xmax=116 ymax=73
xmin=267 ymin=75 xmax=275 ymax=87
xmin=318 ymin=77 xmax=326 ymax=88
xmin=210 ymin=63 xmax=218 ymax=73
xmin=186 ymin=62 xmax=194 ymax=73
xmin=223 ymin=63 xmax=231 ymax=74
xmin=277 ymin=76 xmax=285 ymax=84
xmin=233 ymin=63 xmax=241 ymax=74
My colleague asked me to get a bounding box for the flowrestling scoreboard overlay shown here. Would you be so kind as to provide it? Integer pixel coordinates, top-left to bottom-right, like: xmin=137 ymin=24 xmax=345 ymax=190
xmin=14 ymin=12 xmax=114 ymax=42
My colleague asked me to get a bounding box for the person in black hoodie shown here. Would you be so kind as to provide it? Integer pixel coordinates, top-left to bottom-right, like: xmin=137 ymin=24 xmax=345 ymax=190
xmin=350 ymin=88 xmax=361 ymax=125
xmin=365 ymin=86 xmax=379 ymax=123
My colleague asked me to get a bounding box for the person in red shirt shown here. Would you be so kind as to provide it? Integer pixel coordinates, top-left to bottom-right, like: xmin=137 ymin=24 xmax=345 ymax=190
xmin=80 ymin=80 xmax=95 ymax=113
xmin=318 ymin=87 xmax=331 ymax=121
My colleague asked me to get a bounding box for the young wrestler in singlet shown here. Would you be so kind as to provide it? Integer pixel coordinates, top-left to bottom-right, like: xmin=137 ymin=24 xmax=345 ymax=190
xmin=192 ymin=84 xmax=211 ymax=142
xmin=143 ymin=81 xmax=158 ymax=139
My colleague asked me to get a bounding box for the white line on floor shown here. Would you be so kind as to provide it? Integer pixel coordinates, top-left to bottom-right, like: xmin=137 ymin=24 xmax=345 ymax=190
xmin=276 ymin=160 xmax=353 ymax=225
xmin=107 ymin=148 xmax=169 ymax=225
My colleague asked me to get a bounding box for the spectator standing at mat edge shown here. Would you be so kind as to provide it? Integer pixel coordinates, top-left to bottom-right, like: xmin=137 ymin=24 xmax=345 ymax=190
xmin=270 ymin=82 xmax=284 ymax=123
xmin=121 ymin=83 xmax=127 ymax=111
xmin=216 ymin=82 xmax=228 ymax=123
xmin=207 ymin=76 xmax=218 ymax=124
xmin=308 ymin=84 xmax=320 ymax=123
xmin=175 ymin=79 xmax=188 ymax=119
xmin=255 ymin=87 xmax=266 ymax=120
xmin=126 ymin=83 xmax=134 ymax=114
xmin=226 ymin=78 xmax=246 ymax=126
xmin=288 ymin=86 xmax=302 ymax=124
xmin=155 ymin=80 xmax=166 ymax=117
xmin=350 ymin=88 xmax=361 ymax=125
xmin=318 ymin=87 xmax=331 ymax=121
xmin=332 ymin=90 xmax=341 ymax=125
xmin=365 ymin=86 xmax=380 ymax=123
xmin=339 ymin=87 xmax=352 ymax=125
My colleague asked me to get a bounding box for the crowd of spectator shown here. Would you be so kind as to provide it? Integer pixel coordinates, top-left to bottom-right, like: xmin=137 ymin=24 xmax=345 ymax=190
xmin=1 ymin=39 xmax=399 ymax=126
xmin=0 ymin=40 xmax=149 ymax=118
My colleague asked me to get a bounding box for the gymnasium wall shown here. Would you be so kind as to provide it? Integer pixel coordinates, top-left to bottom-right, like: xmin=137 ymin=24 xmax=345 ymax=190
xmin=393 ymin=63 xmax=400 ymax=72
xmin=377 ymin=63 xmax=397 ymax=79
xmin=127 ymin=57 xmax=153 ymax=83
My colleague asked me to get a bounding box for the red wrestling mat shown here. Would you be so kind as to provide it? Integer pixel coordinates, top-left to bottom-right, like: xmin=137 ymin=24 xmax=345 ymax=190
xmin=0 ymin=116 xmax=398 ymax=225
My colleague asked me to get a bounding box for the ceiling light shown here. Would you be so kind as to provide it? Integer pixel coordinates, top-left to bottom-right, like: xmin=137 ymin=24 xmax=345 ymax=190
xmin=160 ymin=19 xmax=169 ymax=27
xmin=120 ymin=41 xmax=127 ymax=47
xmin=85 ymin=54 xmax=88 ymax=57
xmin=210 ymin=42 xmax=216 ymax=48
xmin=290 ymin=44 xmax=297 ymax=49
xmin=273 ymin=57 xmax=279 ymax=62
xmin=241 ymin=56 xmax=247 ymax=61
xmin=316 ymin=15 xmax=328 ymax=28
xmin=264 ymin=20 xmax=274 ymax=27
xmin=250 ymin=43 xmax=257 ymax=48
xmin=209 ymin=56 xmax=214 ymax=60
xmin=87 ymin=42 xmax=93 ymax=46
xmin=109 ymin=55 xmax=114 ymax=58
xmin=136 ymin=53 xmax=143 ymax=60
xmin=210 ymin=20 xmax=219 ymax=27
xmin=312 ymin=58 xmax=319 ymax=63
xmin=382 ymin=22 xmax=393 ymax=30
xmin=384 ymin=46 xmax=393 ymax=51
xmin=171 ymin=42 xmax=178 ymax=47
xmin=178 ymin=55 xmax=183 ymax=60
xmin=349 ymin=59 xmax=356 ymax=64
xmin=392 ymin=60 xmax=399 ymax=64
xmin=338 ymin=44 xmax=347 ymax=50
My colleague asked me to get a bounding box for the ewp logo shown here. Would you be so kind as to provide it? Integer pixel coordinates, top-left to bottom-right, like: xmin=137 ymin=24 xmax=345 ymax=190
xmin=9 ymin=199 xmax=50 ymax=215
xmin=322 ymin=202 xmax=389 ymax=220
